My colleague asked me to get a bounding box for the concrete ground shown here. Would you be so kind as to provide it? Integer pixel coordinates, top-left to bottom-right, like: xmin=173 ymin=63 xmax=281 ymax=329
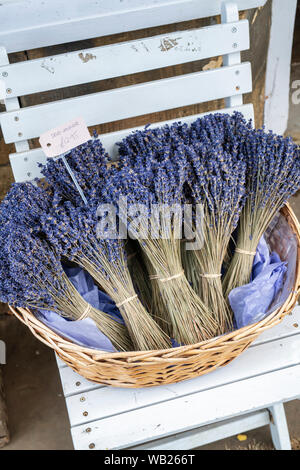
xmin=0 ymin=45 xmax=300 ymax=454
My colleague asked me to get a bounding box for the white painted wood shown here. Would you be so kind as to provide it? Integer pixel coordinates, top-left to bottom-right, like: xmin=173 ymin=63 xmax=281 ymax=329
xmin=55 ymin=354 xmax=67 ymax=369
xmin=221 ymin=2 xmax=243 ymax=107
xmin=264 ymin=0 xmax=297 ymax=134
xmin=2 ymin=0 xmax=293 ymax=452
xmin=251 ymin=306 xmax=300 ymax=347
xmin=0 ymin=63 xmax=252 ymax=144
xmin=0 ymin=47 xmax=29 ymax=153
xmin=0 ymin=79 xmax=5 ymax=100
xmin=58 ymin=306 xmax=300 ymax=449
xmin=58 ymin=306 xmax=300 ymax=398
xmin=65 ymin=333 xmax=300 ymax=427
xmin=71 ymin=364 xmax=300 ymax=449
xmin=0 ymin=21 xmax=250 ymax=99
xmin=9 ymin=103 xmax=254 ymax=182
xmin=60 ymin=366 xmax=105 ymax=398
xmin=132 ymin=409 xmax=270 ymax=449
xmin=269 ymin=403 xmax=291 ymax=450
xmin=0 ymin=0 xmax=266 ymax=53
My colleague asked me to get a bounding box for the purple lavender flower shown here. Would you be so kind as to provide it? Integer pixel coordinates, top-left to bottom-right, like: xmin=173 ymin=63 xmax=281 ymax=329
xmin=40 ymin=133 xmax=109 ymax=205
xmin=0 ymin=223 xmax=66 ymax=310
xmin=185 ymin=140 xmax=247 ymax=231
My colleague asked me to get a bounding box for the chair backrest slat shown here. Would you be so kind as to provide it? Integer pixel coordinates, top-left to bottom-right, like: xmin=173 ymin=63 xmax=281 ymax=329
xmin=1 ymin=63 xmax=252 ymax=144
xmin=0 ymin=0 xmax=261 ymax=183
xmin=9 ymin=102 xmax=254 ymax=182
xmin=0 ymin=0 xmax=266 ymax=53
xmin=0 ymin=20 xmax=249 ymax=99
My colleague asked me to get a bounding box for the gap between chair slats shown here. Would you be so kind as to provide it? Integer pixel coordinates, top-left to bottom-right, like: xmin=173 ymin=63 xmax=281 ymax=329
xmin=1 ymin=63 xmax=252 ymax=144
xmin=9 ymin=103 xmax=254 ymax=182
xmin=0 ymin=20 xmax=249 ymax=99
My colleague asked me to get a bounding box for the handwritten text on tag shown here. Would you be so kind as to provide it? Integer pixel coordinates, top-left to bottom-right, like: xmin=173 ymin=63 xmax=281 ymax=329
xmin=39 ymin=117 xmax=91 ymax=158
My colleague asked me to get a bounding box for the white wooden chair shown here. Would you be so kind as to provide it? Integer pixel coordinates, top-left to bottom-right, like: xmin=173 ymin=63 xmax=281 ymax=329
xmin=0 ymin=0 xmax=299 ymax=450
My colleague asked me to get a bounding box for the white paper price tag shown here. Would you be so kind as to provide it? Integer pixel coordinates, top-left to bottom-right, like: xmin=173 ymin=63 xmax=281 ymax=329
xmin=39 ymin=117 xmax=91 ymax=158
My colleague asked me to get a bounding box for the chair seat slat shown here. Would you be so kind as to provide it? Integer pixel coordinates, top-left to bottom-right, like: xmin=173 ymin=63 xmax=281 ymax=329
xmin=65 ymin=331 xmax=300 ymax=428
xmin=70 ymin=364 xmax=300 ymax=449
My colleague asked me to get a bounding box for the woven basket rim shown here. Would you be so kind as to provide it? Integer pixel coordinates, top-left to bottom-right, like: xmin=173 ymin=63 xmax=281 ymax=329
xmin=9 ymin=203 xmax=300 ymax=363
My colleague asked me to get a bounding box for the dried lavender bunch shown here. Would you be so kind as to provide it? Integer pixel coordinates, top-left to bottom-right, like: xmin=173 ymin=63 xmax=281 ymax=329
xmin=188 ymin=112 xmax=252 ymax=157
xmin=223 ymin=128 xmax=300 ymax=296
xmin=40 ymin=135 xmax=172 ymax=350
xmin=0 ymin=206 xmax=131 ymax=352
xmin=40 ymin=194 xmax=171 ymax=351
xmin=0 ymin=181 xmax=54 ymax=234
xmin=118 ymin=123 xmax=195 ymax=333
xmin=0 ymin=183 xmax=132 ymax=351
xmin=40 ymin=133 xmax=108 ymax=205
xmin=117 ymin=122 xmax=191 ymax=189
xmin=103 ymin=154 xmax=218 ymax=345
xmin=184 ymin=135 xmax=247 ymax=333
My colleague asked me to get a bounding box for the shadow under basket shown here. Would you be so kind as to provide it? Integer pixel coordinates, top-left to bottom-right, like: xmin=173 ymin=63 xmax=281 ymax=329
xmin=9 ymin=204 xmax=300 ymax=388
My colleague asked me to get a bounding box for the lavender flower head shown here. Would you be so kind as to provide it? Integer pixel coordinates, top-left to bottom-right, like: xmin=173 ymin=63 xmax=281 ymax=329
xmin=189 ymin=112 xmax=252 ymax=159
xmin=117 ymin=122 xmax=190 ymax=191
xmin=242 ymin=128 xmax=300 ymax=211
xmin=0 ymin=222 xmax=66 ymax=309
xmin=186 ymin=139 xmax=247 ymax=232
xmin=40 ymin=194 xmax=125 ymax=280
xmin=0 ymin=182 xmax=51 ymax=232
xmin=40 ymin=132 xmax=109 ymax=205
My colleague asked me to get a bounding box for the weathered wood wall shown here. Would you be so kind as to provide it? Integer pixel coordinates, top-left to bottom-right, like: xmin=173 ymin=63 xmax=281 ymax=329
xmin=0 ymin=2 xmax=272 ymax=313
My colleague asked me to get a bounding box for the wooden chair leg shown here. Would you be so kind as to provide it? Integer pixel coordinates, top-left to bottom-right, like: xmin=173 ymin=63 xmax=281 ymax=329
xmin=0 ymin=368 xmax=9 ymax=448
xmin=269 ymin=403 xmax=291 ymax=450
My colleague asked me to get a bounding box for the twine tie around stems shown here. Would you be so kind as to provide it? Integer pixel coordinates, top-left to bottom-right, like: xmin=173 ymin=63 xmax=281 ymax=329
xmin=116 ymin=295 xmax=138 ymax=308
xmin=235 ymin=248 xmax=256 ymax=256
xmin=200 ymin=273 xmax=222 ymax=279
xmin=149 ymin=271 xmax=185 ymax=282
xmin=77 ymin=304 xmax=92 ymax=321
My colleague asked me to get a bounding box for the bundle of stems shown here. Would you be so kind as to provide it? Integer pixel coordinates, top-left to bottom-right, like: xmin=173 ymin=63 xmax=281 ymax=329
xmin=184 ymin=130 xmax=247 ymax=334
xmin=40 ymin=195 xmax=171 ymax=351
xmin=42 ymin=132 xmax=190 ymax=349
xmin=186 ymin=204 xmax=234 ymax=334
xmin=40 ymin=135 xmax=174 ymax=350
xmin=139 ymin=249 xmax=171 ymax=334
xmin=102 ymin=159 xmax=218 ymax=345
xmin=181 ymin=240 xmax=202 ymax=294
xmin=42 ymin=132 xmax=174 ymax=338
xmin=0 ymin=202 xmax=131 ymax=352
xmin=125 ymin=241 xmax=153 ymax=313
xmin=223 ymin=128 xmax=300 ymax=297
xmin=117 ymin=123 xmax=203 ymax=338
xmin=142 ymin=227 xmax=217 ymax=343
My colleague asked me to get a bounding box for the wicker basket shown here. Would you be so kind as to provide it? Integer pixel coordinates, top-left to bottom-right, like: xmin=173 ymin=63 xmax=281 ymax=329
xmin=9 ymin=204 xmax=300 ymax=388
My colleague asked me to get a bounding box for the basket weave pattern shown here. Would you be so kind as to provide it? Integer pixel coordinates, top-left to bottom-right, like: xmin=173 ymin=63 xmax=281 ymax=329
xmin=9 ymin=205 xmax=300 ymax=388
